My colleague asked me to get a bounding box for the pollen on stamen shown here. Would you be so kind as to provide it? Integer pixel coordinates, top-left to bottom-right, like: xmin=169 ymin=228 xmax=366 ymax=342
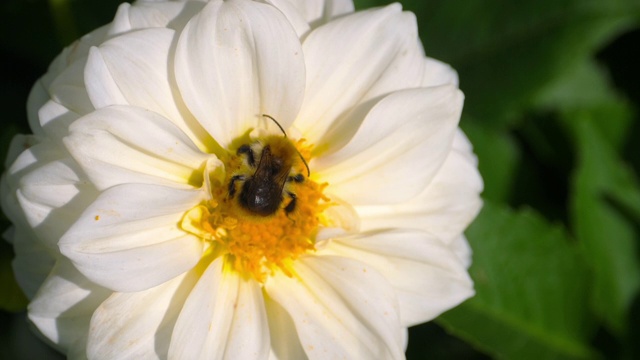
xmin=180 ymin=138 xmax=330 ymax=282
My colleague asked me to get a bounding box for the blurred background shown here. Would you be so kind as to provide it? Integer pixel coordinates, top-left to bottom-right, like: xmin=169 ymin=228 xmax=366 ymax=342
xmin=1 ymin=0 xmax=639 ymax=358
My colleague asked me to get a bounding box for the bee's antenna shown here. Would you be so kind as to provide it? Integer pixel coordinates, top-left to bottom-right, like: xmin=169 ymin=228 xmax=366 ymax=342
xmin=262 ymin=114 xmax=310 ymax=177
xmin=299 ymin=154 xmax=311 ymax=177
xmin=262 ymin=114 xmax=287 ymax=137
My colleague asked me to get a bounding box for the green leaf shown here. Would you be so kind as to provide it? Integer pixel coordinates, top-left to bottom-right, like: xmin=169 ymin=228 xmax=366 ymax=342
xmin=530 ymin=41 xmax=640 ymax=335
xmin=535 ymin=60 xmax=618 ymax=110
xmin=536 ymin=59 xmax=634 ymax=150
xmin=438 ymin=202 xmax=596 ymax=359
xmin=606 ymin=168 xmax=640 ymax=226
xmin=415 ymin=0 xmax=640 ymax=127
xmin=565 ymin=114 xmax=640 ymax=335
xmin=461 ymin=119 xmax=519 ymax=203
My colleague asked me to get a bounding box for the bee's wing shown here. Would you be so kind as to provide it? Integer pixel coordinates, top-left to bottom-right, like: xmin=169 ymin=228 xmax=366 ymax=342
xmin=255 ymin=146 xmax=289 ymax=191
xmin=273 ymin=166 xmax=290 ymax=191
xmin=254 ymin=146 xmax=274 ymax=176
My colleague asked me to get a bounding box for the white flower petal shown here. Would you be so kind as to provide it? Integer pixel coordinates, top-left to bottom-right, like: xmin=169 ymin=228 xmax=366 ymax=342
xmin=59 ymin=184 xmax=205 ymax=292
xmin=87 ymin=270 xmax=198 ymax=360
xmin=85 ymin=28 xmax=211 ymax=148
xmin=451 ymin=234 xmax=473 ymax=269
xmin=356 ymin=140 xmax=483 ymax=242
xmin=169 ymin=258 xmax=270 ymax=360
xmin=315 ymin=85 xmax=463 ymax=205
xmin=17 ymin=157 xmax=97 ymax=247
xmin=266 ymin=0 xmax=354 ymax=36
xmin=320 ymin=192 xmax=360 ymax=233
xmin=357 ymin=36 xmax=425 ymax=103
xmin=401 ymin=327 xmax=409 ymax=351
xmin=314 ymin=37 xmax=426 ymax=155
xmin=175 ymin=0 xmax=305 ymax=147
xmin=452 ymin=127 xmax=480 ymax=164
xmin=40 ymin=48 xmax=72 ymax=88
xmin=67 ymin=344 xmax=90 ymax=360
xmin=107 ymin=3 xmax=136 ymax=36
xmin=265 ymin=294 xmax=307 ymax=360
xmin=280 ymin=0 xmax=353 ymax=28
xmin=265 ymin=256 xmax=404 ymax=359
xmin=83 ymin=47 xmax=126 ymax=106
xmin=49 ymin=58 xmax=94 ymax=115
xmin=87 ymin=29 xmax=180 ymax=113
xmin=27 ymin=81 xmax=50 ymax=137
xmin=66 ymin=25 xmax=111 ymax=66
xmin=29 ymin=260 xmax=111 ymax=354
xmin=126 ymin=1 xmax=206 ymax=31
xmin=263 ymin=0 xmax=311 ymax=37
xmin=0 ymin=179 xmax=21 ymax=230
xmin=3 ymin=140 xmax=94 ymax=249
xmin=37 ymin=99 xmax=81 ymax=141
xmin=294 ymin=4 xmax=417 ymax=142
xmin=1 ymin=136 xmax=43 ymax=227
xmin=4 ymin=135 xmax=46 ymax=175
xmin=6 ymin=226 xmax=56 ymax=299
xmin=4 ymin=1 xmax=482 ymax=357
xmin=422 ymin=57 xmax=459 ymax=87
xmin=32 ymin=35 xmax=95 ymax=125
xmin=108 ymin=1 xmax=206 ymax=36
xmin=320 ymin=229 xmax=474 ymax=326
xmin=6 ymin=141 xmax=62 ymax=184
xmin=64 ymin=105 xmax=210 ymax=190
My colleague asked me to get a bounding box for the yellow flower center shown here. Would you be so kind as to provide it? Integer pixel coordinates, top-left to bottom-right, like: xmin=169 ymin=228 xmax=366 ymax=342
xmin=181 ymin=137 xmax=330 ymax=281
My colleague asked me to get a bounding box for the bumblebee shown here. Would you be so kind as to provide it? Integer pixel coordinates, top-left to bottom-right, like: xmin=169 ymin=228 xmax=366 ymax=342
xmin=228 ymin=115 xmax=310 ymax=217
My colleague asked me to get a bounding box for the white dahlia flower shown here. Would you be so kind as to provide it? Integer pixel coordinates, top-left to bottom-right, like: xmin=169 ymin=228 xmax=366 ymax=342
xmin=1 ymin=0 xmax=483 ymax=358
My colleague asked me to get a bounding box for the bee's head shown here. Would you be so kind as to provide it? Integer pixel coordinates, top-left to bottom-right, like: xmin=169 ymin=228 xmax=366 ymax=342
xmin=262 ymin=114 xmax=310 ymax=177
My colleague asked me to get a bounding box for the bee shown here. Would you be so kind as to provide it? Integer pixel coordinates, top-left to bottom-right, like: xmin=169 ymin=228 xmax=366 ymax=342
xmin=228 ymin=115 xmax=310 ymax=217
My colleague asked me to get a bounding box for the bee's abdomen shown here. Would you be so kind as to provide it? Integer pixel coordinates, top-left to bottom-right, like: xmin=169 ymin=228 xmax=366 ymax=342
xmin=239 ymin=178 xmax=283 ymax=217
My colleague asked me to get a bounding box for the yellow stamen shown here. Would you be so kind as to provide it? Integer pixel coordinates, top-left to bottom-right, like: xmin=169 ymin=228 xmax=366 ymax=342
xmin=181 ymin=138 xmax=329 ymax=281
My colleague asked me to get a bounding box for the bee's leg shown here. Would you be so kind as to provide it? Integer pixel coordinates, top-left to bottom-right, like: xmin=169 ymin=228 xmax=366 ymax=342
xmin=287 ymin=174 xmax=304 ymax=183
xmin=228 ymin=175 xmax=245 ymax=198
xmin=284 ymin=192 xmax=297 ymax=215
xmin=237 ymin=144 xmax=255 ymax=167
